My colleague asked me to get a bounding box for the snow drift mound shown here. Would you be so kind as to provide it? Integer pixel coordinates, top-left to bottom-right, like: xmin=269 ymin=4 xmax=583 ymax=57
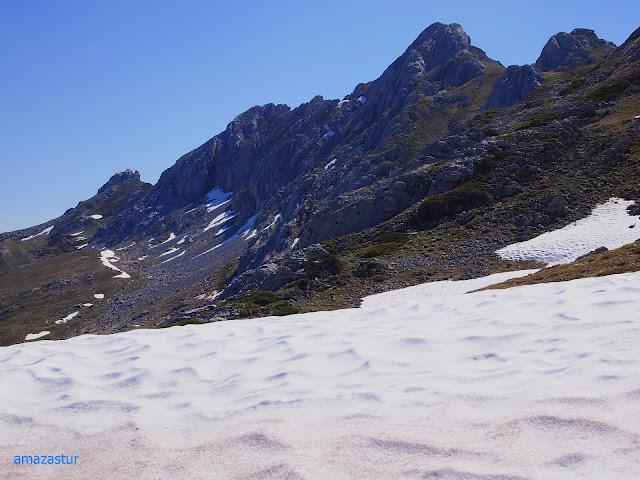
xmin=1 ymin=271 xmax=640 ymax=479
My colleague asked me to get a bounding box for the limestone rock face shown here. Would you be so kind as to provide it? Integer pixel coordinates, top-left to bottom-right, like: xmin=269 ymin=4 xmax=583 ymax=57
xmin=92 ymin=22 xmax=494 ymax=251
xmin=535 ymin=28 xmax=615 ymax=72
xmin=484 ymin=65 xmax=545 ymax=109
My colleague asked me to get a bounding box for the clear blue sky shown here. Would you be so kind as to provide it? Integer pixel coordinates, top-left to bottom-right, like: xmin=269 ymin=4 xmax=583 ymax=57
xmin=1 ymin=0 xmax=637 ymax=232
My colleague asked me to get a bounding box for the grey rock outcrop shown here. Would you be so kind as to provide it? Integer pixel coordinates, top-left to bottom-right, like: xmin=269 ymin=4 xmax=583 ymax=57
xmin=221 ymin=244 xmax=332 ymax=298
xmin=484 ymin=65 xmax=545 ymax=109
xmin=535 ymin=28 xmax=615 ymax=72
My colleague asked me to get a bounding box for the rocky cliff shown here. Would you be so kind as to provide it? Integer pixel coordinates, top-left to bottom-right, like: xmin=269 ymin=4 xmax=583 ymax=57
xmin=3 ymin=22 xmax=638 ymax=345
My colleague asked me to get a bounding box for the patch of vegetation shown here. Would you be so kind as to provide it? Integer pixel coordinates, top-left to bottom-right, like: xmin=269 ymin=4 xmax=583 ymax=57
xmin=237 ymin=291 xmax=280 ymax=306
xmin=577 ymin=109 xmax=597 ymax=119
xmin=304 ymin=251 xmax=342 ymax=277
xmin=214 ymin=260 xmax=240 ymax=290
xmin=157 ymin=318 xmax=207 ymax=328
xmin=483 ymin=109 xmax=499 ymax=119
xmin=270 ymin=300 xmax=300 ymax=316
xmin=559 ymin=79 xmax=585 ymax=96
xmin=586 ymin=79 xmax=630 ymax=101
xmin=353 ymin=260 xmax=383 ymax=278
xmin=359 ymin=232 xmax=409 ymax=258
xmin=223 ymin=290 xmax=300 ymax=317
xmin=285 ymin=278 xmax=310 ymax=290
xmin=408 ymin=181 xmax=491 ymax=228
xmin=518 ymin=111 xmax=558 ymax=129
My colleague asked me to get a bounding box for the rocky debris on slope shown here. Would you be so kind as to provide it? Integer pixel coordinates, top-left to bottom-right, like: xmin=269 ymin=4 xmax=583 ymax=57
xmin=484 ymin=65 xmax=545 ymax=109
xmin=220 ymin=244 xmax=334 ymax=299
xmin=535 ymin=28 xmax=615 ymax=72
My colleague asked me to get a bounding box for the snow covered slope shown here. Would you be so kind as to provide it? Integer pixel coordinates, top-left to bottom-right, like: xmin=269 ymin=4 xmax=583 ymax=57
xmin=497 ymin=198 xmax=640 ymax=265
xmin=1 ymin=271 xmax=639 ymax=479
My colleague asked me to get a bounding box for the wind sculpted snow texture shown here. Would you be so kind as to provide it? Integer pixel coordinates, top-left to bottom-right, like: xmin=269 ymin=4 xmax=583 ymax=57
xmin=496 ymin=198 xmax=640 ymax=265
xmin=1 ymin=272 xmax=639 ymax=479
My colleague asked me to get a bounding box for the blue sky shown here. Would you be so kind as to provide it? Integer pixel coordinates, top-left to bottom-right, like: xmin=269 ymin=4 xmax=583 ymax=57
xmin=1 ymin=0 xmax=638 ymax=232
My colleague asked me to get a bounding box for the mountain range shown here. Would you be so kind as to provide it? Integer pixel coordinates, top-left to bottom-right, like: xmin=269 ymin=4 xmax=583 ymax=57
xmin=1 ymin=22 xmax=639 ymax=345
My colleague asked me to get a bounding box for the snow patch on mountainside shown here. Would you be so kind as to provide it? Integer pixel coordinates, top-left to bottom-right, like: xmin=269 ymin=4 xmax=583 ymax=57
xmin=497 ymin=198 xmax=640 ymax=265
xmin=204 ymin=210 xmax=237 ymax=232
xmin=1 ymin=271 xmax=639 ymax=478
xmin=192 ymin=244 xmax=221 ymax=259
xmin=159 ymin=233 xmax=176 ymax=245
xmin=161 ymin=250 xmax=185 ymax=264
xmin=206 ymin=188 xmax=233 ymax=212
xmin=159 ymin=247 xmax=180 ymax=258
xmin=261 ymin=213 xmax=282 ymax=232
xmin=24 ymin=331 xmax=50 ymax=341
xmin=116 ymin=242 xmax=136 ymax=251
xmin=20 ymin=225 xmax=54 ymax=241
xmin=55 ymin=311 xmax=79 ymax=325
xmin=324 ymin=158 xmax=337 ymax=171
xmin=99 ymin=250 xmax=131 ymax=279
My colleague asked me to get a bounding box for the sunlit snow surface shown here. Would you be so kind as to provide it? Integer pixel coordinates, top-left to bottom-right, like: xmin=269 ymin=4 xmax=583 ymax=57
xmin=3 ymin=199 xmax=640 ymax=478
xmin=1 ymin=271 xmax=640 ymax=479
xmin=496 ymin=198 xmax=640 ymax=265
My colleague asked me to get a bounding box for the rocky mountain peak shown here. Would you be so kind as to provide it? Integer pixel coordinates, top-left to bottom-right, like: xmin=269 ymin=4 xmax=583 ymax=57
xmin=535 ymin=28 xmax=616 ymax=71
xmin=364 ymin=22 xmax=488 ymax=119
xmin=408 ymin=22 xmax=473 ymax=68
xmin=97 ymin=169 xmax=141 ymax=194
